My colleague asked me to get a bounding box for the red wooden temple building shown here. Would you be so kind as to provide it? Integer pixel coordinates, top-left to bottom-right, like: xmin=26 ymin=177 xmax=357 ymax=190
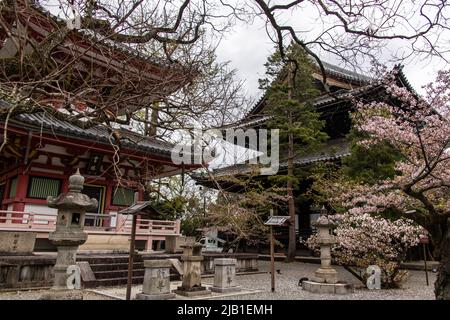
xmin=0 ymin=1 xmax=200 ymax=251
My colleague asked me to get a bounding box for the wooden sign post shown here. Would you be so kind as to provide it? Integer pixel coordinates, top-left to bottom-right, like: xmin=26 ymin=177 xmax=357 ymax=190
xmin=264 ymin=211 xmax=289 ymax=293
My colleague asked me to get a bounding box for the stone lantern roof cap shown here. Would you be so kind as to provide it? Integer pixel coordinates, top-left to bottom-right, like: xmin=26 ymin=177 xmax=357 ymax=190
xmin=313 ymin=215 xmax=335 ymax=227
xmin=47 ymin=169 xmax=98 ymax=211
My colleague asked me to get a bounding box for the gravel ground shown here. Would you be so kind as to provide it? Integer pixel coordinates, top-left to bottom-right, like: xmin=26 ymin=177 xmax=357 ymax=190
xmin=0 ymin=289 xmax=114 ymax=300
xmin=206 ymin=261 xmax=436 ymax=300
xmin=0 ymin=261 xmax=436 ymax=300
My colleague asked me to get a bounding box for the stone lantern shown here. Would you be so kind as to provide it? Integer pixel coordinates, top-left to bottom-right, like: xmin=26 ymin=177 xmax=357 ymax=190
xmin=311 ymin=206 xmax=338 ymax=284
xmin=47 ymin=169 xmax=98 ymax=290
xmin=302 ymin=206 xmax=354 ymax=294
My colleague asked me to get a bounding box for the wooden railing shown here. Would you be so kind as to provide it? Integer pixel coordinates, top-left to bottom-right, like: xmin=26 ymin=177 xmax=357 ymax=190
xmin=0 ymin=211 xmax=56 ymax=231
xmin=117 ymin=217 xmax=180 ymax=235
xmin=0 ymin=210 xmax=180 ymax=235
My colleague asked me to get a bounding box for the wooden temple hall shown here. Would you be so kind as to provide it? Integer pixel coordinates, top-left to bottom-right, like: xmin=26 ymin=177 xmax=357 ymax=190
xmin=0 ymin=1 xmax=200 ymax=251
xmin=193 ymin=62 xmax=415 ymax=243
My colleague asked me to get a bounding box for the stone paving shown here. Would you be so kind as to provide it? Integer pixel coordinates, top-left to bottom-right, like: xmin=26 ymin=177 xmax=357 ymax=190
xmin=0 ymin=261 xmax=436 ymax=300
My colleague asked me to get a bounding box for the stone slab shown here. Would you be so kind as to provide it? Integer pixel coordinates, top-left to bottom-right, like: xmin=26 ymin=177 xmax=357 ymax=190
xmin=76 ymin=261 xmax=96 ymax=285
xmin=181 ymin=255 xmax=203 ymax=262
xmin=211 ymin=286 xmax=241 ymax=293
xmin=136 ymin=292 xmax=176 ymax=300
xmin=168 ymin=258 xmax=184 ymax=276
xmin=302 ymin=281 xmax=354 ymax=294
xmin=214 ymin=258 xmax=237 ymax=266
xmin=0 ymin=232 xmax=36 ymax=255
xmin=173 ymin=289 xmax=211 ymax=297
xmin=143 ymin=259 xmax=172 ymax=268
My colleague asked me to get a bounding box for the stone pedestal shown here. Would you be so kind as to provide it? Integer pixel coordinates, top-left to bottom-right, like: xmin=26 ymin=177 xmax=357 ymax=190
xmin=211 ymin=258 xmax=240 ymax=293
xmin=173 ymin=243 xmax=210 ymax=297
xmin=51 ymin=245 xmax=81 ymax=289
xmin=136 ymin=260 xmax=175 ymax=300
xmin=302 ymin=281 xmax=354 ymax=294
xmin=312 ymin=267 xmax=338 ymax=284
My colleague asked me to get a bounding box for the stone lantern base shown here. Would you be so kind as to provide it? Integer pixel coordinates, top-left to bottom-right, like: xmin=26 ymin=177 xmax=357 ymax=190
xmin=173 ymin=286 xmax=211 ymax=297
xmin=136 ymin=292 xmax=176 ymax=300
xmin=312 ymin=267 xmax=338 ymax=284
xmin=302 ymin=281 xmax=354 ymax=294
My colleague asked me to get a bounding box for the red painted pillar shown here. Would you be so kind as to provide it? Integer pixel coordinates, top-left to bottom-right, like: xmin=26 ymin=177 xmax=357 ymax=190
xmin=104 ymin=181 xmax=113 ymax=213
xmin=12 ymin=171 xmax=29 ymax=212
xmin=137 ymin=188 xmax=144 ymax=201
xmin=61 ymin=169 xmax=70 ymax=193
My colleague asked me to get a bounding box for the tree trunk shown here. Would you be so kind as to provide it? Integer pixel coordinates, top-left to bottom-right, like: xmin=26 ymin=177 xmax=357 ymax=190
xmin=435 ymin=221 xmax=450 ymax=300
xmin=286 ymin=69 xmax=296 ymax=262
xmin=286 ymin=130 xmax=296 ymax=262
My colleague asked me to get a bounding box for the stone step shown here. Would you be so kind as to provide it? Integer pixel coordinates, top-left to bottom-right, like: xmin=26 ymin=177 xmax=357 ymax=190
xmin=78 ymin=255 xmax=143 ymax=265
xmin=94 ymin=269 xmax=145 ymax=280
xmin=89 ymin=262 xmax=144 ymax=272
xmin=94 ymin=276 xmax=145 ymax=287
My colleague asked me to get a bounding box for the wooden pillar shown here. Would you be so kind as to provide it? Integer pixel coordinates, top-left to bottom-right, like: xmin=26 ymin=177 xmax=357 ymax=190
xmin=104 ymin=181 xmax=113 ymax=213
xmin=145 ymin=236 xmax=153 ymax=252
xmin=12 ymin=171 xmax=29 ymax=212
xmin=126 ymin=214 xmax=137 ymax=300
xmin=175 ymin=219 xmax=181 ymax=234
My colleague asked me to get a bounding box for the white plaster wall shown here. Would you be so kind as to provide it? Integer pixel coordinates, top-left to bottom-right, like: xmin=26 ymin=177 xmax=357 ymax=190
xmin=109 ymin=211 xmax=117 ymax=228
xmin=24 ymin=204 xmax=57 ymax=216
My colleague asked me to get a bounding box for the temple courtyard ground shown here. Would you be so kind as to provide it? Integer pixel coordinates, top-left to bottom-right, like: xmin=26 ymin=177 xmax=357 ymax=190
xmin=0 ymin=261 xmax=436 ymax=300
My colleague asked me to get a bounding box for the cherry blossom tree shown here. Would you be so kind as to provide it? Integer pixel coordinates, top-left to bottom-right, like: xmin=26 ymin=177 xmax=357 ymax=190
xmin=306 ymin=213 xmax=425 ymax=288
xmin=326 ymin=69 xmax=449 ymax=298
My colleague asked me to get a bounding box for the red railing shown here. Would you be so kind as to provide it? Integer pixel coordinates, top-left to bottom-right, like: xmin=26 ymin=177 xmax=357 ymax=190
xmin=0 ymin=210 xmax=180 ymax=236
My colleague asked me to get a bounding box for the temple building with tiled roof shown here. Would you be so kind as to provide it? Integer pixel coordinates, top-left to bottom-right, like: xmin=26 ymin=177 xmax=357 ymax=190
xmin=193 ymin=62 xmax=415 ymax=241
xmin=0 ymin=1 xmax=200 ymax=252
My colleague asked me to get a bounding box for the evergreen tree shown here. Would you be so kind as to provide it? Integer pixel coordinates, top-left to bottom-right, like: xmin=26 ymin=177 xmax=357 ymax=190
xmin=342 ymin=128 xmax=403 ymax=184
xmin=259 ymin=44 xmax=328 ymax=261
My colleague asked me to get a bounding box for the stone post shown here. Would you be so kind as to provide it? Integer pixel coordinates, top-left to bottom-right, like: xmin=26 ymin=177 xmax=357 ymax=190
xmin=173 ymin=243 xmax=211 ymax=297
xmin=136 ymin=260 xmax=175 ymax=300
xmin=46 ymin=169 xmax=97 ymax=295
xmin=211 ymin=258 xmax=240 ymax=293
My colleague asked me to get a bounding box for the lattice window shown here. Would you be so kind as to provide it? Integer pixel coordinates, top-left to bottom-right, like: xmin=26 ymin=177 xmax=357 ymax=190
xmin=9 ymin=177 xmax=17 ymax=198
xmin=27 ymin=176 xmax=61 ymax=199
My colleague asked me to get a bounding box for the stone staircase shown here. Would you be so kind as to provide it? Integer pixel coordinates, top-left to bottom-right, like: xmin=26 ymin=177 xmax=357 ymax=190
xmin=77 ymin=254 xmax=145 ymax=287
xmin=77 ymin=254 xmax=181 ymax=288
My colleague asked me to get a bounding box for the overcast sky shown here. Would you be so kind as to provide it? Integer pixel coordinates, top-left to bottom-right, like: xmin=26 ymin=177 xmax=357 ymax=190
xmin=209 ymin=13 xmax=448 ymax=169
xmin=214 ymin=14 xmax=447 ymax=102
